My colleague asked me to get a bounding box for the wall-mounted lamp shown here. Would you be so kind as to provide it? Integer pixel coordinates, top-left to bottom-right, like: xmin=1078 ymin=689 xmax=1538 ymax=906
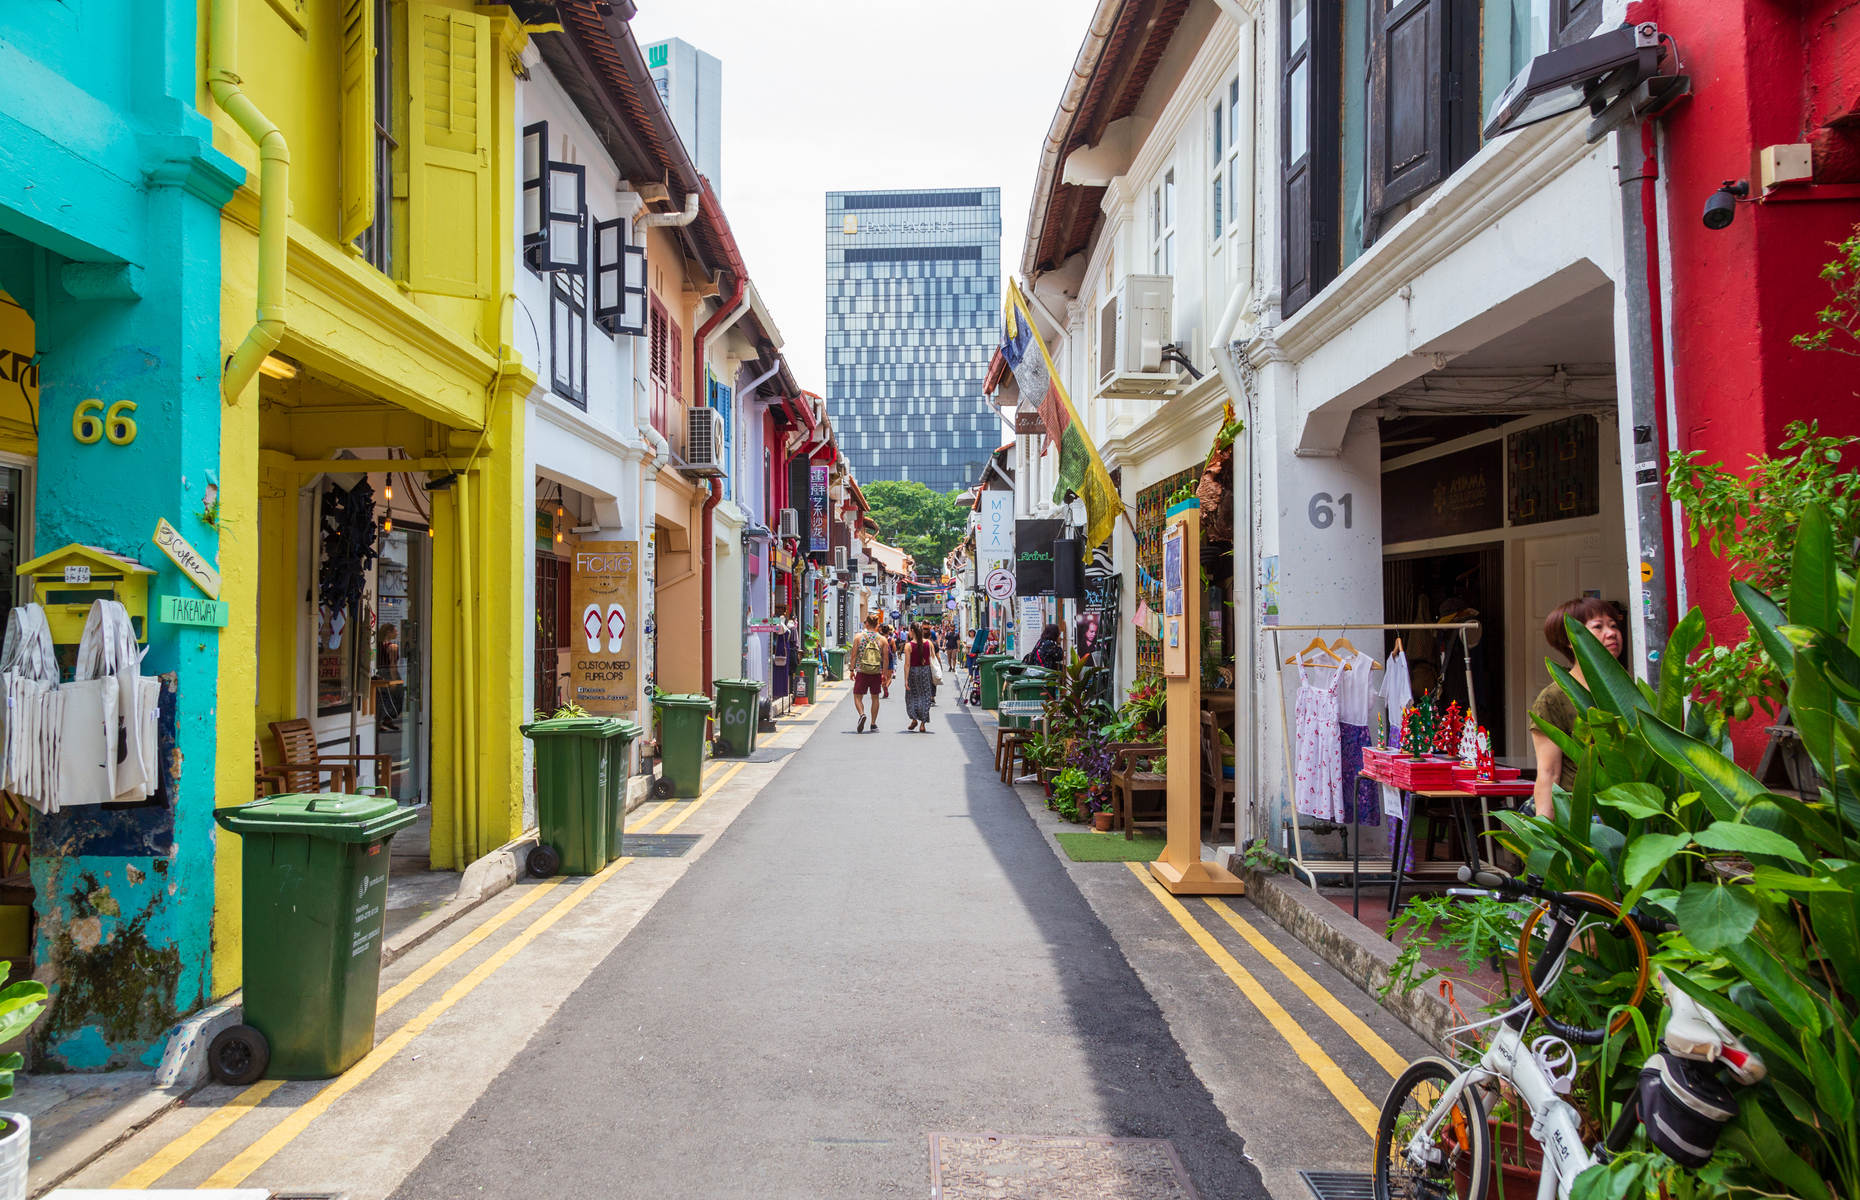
xmin=1702 ymin=180 xmax=1749 ymax=230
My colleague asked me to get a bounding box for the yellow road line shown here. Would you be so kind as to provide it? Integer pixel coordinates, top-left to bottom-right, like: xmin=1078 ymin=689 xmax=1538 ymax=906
xmin=1125 ymin=863 xmax=1379 ymax=1135
xmin=196 ymin=857 xmax=637 ymax=1190
xmin=1204 ymin=898 xmax=1409 ymax=1076
xmin=624 ymin=799 xmax=676 ymax=833
xmin=653 ymin=761 xmax=748 ymax=834
xmin=377 ymin=876 xmax=566 ymax=1014
xmin=110 ymin=1079 xmax=286 ymax=1190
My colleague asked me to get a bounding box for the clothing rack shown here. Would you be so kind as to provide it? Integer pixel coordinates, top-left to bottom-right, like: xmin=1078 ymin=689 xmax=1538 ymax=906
xmin=1269 ymin=623 xmax=1481 ymax=905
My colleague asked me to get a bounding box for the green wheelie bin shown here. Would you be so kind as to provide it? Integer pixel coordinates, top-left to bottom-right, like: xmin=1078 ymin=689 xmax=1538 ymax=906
xmin=607 ymin=719 xmax=644 ymax=859
xmin=212 ymin=793 xmax=418 ymax=1081
xmin=655 ymin=693 xmax=713 ymax=799
xmin=799 ymin=657 xmax=820 ymax=703
xmin=978 ymin=653 xmax=1015 ymax=710
xmin=822 ymin=647 xmax=847 ymax=681
xmin=520 ymin=715 xmax=629 ymax=877
xmin=713 ymin=678 xmax=763 ymax=757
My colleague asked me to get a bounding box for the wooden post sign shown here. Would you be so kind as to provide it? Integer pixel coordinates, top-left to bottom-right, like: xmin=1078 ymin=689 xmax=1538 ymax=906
xmin=568 ymin=542 xmax=639 ymax=714
xmin=1152 ymin=503 xmax=1245 ymax=896
xmin=152 ymin=518 xmax=221 ymax=599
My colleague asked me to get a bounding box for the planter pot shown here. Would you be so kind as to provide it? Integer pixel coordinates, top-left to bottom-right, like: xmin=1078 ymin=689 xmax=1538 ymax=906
xmin=1092 ymin=811 xmax=1114 ymax=832
xmin=1041 ymin=771 xmax=1054 ymax=797
xmin=1452 ymin=1120 xmax=1543 ymax=1199
xmin=0 ymin=1111 xmax=29 ymax=1200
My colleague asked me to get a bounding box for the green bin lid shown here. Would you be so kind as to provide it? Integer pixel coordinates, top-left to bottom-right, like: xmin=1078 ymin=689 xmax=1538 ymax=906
xmin=713 ymin=678 xmax=764 ymax=692
xmin=655 ymin=693 xmax=715 ymax=709
xmin=214 ymin=793 xmax=418 ymax=843
xmin=519 ymin=716 xmax=630 ymax=739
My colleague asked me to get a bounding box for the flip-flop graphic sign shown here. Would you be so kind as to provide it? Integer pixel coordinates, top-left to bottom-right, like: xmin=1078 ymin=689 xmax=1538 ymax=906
xmin=567 ymin=541 xmax=640 ymax=714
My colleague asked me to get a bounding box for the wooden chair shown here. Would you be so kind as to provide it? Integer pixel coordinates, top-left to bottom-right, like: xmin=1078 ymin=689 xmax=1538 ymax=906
xmin=256 ymin=739 xmax=348 ymax=797
xmin=1200 ymin=711 xmax=1237 ymax=843
xmin=269 ymin=719 xmax=389 ymax=795
xmin=996 ymin=726 xmax=1031 ymax=783
xmin=1108 ymin=742 xmax=1168 ymax=840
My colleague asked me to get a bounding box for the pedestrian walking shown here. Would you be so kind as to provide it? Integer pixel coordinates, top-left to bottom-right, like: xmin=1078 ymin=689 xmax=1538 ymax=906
xmin=879 ymin=623 xmax=895 ymax=698
xmin=850 ymin=613 xmax=888 ymax=732
xmin=904 ymin=623 xmax=936 ymax=731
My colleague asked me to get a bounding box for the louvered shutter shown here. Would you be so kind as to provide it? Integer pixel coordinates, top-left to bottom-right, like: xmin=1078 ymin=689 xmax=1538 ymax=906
xmin=338 ymin=0 xmax=376 ymax=244
xmin=594 ymin=218 xmax=647 ymax=336
xmin=407 ymin=3 xmax=492 ymax=298
xmin=1551 ymin=0 xmax=1602 ymax=47
xmin=1368 ymin=0 xmax=1447 ymax=227
xmin=522 ymin=121 xmax=547 ymax=248
xmin=1281 ymin=0 xmax=1339 ymax=318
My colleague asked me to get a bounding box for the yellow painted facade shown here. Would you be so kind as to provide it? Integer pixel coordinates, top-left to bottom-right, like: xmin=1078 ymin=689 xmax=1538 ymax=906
xmin=206 ymin=0 xmax=536 ymax=994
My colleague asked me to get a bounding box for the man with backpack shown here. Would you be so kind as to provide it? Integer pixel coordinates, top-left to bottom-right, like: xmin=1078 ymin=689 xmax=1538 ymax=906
xmin=850 ymin=612 xmax=889 ymax=732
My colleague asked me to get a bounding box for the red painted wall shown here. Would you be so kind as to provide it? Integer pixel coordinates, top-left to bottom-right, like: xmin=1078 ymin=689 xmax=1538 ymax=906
xmin=1631 ymin=0 xmax=1859 ymax=759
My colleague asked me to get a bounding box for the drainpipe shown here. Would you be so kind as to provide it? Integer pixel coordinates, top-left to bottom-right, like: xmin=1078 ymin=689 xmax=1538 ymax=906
xmin=692 ymin=181 xmax=749 ymax=705
xmin=209 ymin=0 xmax=289 ymax=405
xmin=637 ymin=189 xmax=701 ymax=228
xmin=1208 ymin=10 xmax=1259 ymax=850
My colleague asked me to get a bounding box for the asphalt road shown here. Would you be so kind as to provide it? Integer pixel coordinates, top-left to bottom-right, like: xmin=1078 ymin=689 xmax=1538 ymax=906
xmin=389 ymin=688 xmax=1271 ymax=1200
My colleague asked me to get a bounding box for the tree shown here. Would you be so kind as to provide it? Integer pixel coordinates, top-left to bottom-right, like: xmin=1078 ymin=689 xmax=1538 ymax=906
xmin=861 ymin=480 xmax=967 ymax=572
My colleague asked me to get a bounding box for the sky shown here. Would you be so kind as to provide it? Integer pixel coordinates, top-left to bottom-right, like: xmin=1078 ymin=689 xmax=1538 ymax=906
xmin=627 ymin=0 xmax=1098 ymax=394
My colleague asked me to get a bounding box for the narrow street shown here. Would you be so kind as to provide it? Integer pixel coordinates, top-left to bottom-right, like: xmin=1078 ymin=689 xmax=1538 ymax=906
xmin=64 ymin=683 xmax=1430 ymax=1199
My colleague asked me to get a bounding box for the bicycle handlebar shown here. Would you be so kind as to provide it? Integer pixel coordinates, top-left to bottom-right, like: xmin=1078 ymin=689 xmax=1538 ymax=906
xmin=1453 ymin=866 xmax=1677 ymax=933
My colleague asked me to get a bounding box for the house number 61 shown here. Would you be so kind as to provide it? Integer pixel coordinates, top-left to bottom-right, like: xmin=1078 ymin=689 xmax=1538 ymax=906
xmin=1308 ymin=492 xmax=1353 ymax=529
xmin=72 ymin=399 xmax=138 ymax=446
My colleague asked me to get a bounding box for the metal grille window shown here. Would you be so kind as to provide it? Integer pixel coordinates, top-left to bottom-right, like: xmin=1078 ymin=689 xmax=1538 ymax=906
xmin=356 ymin=0 xmax=395 ymax=275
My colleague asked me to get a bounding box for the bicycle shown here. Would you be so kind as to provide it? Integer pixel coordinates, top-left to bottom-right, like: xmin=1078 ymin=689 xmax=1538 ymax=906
xmin=1373 ymin=866 xmax=1763 ymax=1200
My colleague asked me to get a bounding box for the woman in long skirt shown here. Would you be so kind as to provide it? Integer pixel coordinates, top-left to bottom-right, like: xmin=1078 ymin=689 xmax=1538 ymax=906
xmin=903 ymin=623 xmax=935 ymax=731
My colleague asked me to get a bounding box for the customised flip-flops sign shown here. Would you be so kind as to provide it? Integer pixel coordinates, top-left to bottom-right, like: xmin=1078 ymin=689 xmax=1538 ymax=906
xmin=568 ymin=542 xmax=639 ymax=713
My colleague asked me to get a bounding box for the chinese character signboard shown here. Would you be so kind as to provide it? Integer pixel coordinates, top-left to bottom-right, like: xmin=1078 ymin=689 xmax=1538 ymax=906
xmin=809 ymin=465 xmax=829 ymax=554
xmin=569 ymin=542 xmax=639 ymax=714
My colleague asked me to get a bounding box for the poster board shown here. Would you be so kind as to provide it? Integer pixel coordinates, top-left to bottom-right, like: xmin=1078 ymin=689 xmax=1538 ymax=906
xmin=1161 ymin=522 xmax=1188 ymax=678
xmin=568 ymin=541 xmax=640 ymax=713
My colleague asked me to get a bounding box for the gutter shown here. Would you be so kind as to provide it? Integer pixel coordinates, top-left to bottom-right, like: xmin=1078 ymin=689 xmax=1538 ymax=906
xmin=1021 ymin=0 xmax=1122 ymax=278
xmin=209 ymin=0 xmax=289 ymax=404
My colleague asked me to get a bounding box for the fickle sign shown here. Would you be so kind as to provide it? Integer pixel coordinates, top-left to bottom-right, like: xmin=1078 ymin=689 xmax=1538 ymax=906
xmin=569 ymin=542 xmax=640 ymax=714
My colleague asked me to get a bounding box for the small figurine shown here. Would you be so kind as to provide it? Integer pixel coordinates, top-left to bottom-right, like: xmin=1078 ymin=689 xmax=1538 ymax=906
xmin=1475 ymin=727 xmax=1495 ymax=780
xmin=1432 ymin=701 xmax=1463 ymax=756
xmin=1406 ymin=695 xmax=1437 ymax=758
xmin=1457 ymin=714 xmax=1481 ymax=766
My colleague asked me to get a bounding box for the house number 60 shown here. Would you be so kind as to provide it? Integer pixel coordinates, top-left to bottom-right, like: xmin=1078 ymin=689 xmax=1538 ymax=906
xmin=72 ymin=399 xmax=138 ymax=446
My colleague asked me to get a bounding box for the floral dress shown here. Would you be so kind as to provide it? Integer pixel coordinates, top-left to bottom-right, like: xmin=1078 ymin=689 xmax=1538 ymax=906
xmin=904 ymin=641 xmax=934 ymax=724
xmin=1292 ymin=659 xmax=1344 ymax=821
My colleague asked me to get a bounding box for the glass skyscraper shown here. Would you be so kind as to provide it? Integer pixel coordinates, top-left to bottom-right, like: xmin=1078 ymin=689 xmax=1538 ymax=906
xmin=824 ymin=188 xmax=1002 ymax=494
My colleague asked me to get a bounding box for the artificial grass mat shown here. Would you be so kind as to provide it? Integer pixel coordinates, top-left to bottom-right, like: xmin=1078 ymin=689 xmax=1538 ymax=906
xmin=1054 ymin=831 xmax=1168 ymax=862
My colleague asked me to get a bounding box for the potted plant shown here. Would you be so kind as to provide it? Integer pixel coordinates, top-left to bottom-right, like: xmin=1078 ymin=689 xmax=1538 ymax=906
xmin=1049 ymin=767 xmax=1090 ymax=822
xmin=0 ymin=966 xmax=48 ymax=1193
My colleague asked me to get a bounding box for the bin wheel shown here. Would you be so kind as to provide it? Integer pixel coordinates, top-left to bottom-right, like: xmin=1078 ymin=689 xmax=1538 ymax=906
xmin=526 ymin=844 xmax=561 ymax=878
xmin=208 ymin=1024 xmax=269 ymax=1086
xmin=653 ymin=776 xmax=676 ymax=799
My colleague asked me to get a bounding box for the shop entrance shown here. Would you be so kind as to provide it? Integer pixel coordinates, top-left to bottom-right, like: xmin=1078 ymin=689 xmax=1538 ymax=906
xmin=1382 ymin=544 xmax=1505 ymax=751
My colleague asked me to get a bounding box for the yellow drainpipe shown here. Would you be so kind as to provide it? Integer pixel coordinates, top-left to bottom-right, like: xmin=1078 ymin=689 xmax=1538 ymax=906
xmin=209 ymin=0 xmax=289 ymax=405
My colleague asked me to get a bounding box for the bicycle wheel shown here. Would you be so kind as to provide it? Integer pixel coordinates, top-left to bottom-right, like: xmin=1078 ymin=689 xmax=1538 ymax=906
xmin=1375 ymin=1056 xmax=1491 ymax=1200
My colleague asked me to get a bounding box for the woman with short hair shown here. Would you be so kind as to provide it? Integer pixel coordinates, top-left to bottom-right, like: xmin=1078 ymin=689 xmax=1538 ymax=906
xmin=1529 ymin=597 xmax=1628 ymax=818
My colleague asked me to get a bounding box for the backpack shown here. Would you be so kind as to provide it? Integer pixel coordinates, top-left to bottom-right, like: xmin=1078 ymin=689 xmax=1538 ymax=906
xmin=855 ymin=632 xmax=886 ymax=673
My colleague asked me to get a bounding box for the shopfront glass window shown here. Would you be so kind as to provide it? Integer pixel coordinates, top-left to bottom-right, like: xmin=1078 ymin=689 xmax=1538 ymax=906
xmin=374 ymin=526 xmax=429 ymax=803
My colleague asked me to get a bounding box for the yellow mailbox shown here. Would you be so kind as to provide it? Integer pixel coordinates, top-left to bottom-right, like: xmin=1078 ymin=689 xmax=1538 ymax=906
xmin=16 ymin=543 xmax=156 ymax=645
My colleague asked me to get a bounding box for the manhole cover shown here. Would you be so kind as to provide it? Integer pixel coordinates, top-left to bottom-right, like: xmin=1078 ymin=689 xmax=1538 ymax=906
xmin=1300 ymin=1171 xmax=1375 ymax=1200
xmin=928 ymin=1132 xmax=1200 ymax=1200
xmin=623 ymin=833 xmax=702 ymax=858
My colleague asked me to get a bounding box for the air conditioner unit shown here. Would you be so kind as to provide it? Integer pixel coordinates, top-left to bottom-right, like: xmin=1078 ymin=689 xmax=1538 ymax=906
xmin=1096 ymin=273 xmax=1182 ymax=400
xmin=684 ymin=406 xmax=727 ymax=476
xmin=778 ymin=508 xmax=801 ymax=538
xmin=833 ymin=546 xmax=848 ymax=571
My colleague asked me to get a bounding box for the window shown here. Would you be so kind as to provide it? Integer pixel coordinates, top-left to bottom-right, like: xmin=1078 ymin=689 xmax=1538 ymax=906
xmin=593 ymin=217 xmax=646 ymax=336
xmin=1210 ymin=76 xmax=1246 ymax=269
xmin=649 ymin=295 xmax=682 ymax=445
xmin=550 ymin=264 xmax=586 ymax=407
xmin=1365 ymin=0 xmax=1484 ymax=242
xmin=1150 ymin=169 xmax=1176 ymax=275
xmin=1281 ymin=0 xmax=1341 ymax=317
xmin=352 ymin=0 xmax=395 ymax=275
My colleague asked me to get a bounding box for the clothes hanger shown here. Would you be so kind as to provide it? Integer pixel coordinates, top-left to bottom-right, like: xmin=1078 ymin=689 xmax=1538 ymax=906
xmin=1328 ymin=635 xmax=1381 ymax=670
xmin=1286 ymin=644 xmax=1350 ymax=670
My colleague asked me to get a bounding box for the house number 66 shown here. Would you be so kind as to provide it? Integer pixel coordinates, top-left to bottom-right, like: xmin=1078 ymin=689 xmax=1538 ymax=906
xmin=1308 ymin=492 xmax=1353 ymax=529
xmin=72 ymin=399 xmax=138 ymax=446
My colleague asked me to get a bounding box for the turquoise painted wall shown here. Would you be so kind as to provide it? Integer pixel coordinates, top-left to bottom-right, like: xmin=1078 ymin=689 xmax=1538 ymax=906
xmin=0 ymin=0 xmax=240 ymax=1069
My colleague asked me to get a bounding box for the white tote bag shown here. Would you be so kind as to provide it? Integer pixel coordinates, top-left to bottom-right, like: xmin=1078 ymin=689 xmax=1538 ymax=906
xmin=74 ymin=600 xmax=159 ymax=802
xmin=55 ymin=677 xmax=118 ymax=808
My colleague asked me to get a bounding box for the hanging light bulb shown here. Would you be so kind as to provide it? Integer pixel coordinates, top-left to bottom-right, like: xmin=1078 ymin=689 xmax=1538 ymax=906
xmin=383 ymin=516 xmax=393 ymax=534
xmin=556 ymin=505 xmax=564 ymax=517
xmin=427 ymin=526 xmax=434 ymax=539
xmin=555 ymin=530 xmax=564 ymax=543
xmin=384 ymin=481 xmax=393 ymax=501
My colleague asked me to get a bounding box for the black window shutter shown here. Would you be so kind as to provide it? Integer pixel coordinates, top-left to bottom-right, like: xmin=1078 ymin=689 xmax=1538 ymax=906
xmin=541 ymin=162 xmax=586 ymax=273
xmin=1368 ymin=0 xmax=1447 ymax=229
xmin=521 ymin=121 xmax=547 ymax=248
xmin=1551 ymin=0 xmax=1603 ymax=48
xmin=1280 ymin=0 xmax=1340 ymax=319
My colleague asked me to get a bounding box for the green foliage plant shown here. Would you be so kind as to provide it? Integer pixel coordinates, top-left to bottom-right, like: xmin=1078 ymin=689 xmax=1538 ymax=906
xmin=1051 ymin=767 xmax=1090 ymax=822
xmin=0 ymin=970 xmax=47 ymax=1110
xmin=1380 ymin=892 xmax=1522 ymax=1002
xmin=861 ymin=480 xmax=969 ymax=567
xmin=1666 ymin=420 xmax=1858 ymax=723
xmin=1468 ymin=501 xmax=1860 ymax=1200
xmin=1789 ymin=223 xmax=1860 ymax=357
xmin=1239 ymin=838 xmax=1290 ymax=875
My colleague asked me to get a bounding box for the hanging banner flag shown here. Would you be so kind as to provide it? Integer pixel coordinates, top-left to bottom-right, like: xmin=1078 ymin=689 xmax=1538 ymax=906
xmin=1000 ymin=280 xmax=1125 ymax=551
xmin=568 ymin=542 xmax=639 ymax=714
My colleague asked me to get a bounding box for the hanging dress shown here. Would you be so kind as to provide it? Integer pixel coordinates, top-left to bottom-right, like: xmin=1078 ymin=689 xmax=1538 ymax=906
xmin=1292 ymin=659 xmax=1344 ymax=822
xmin=1334 ymin=650 xmax=1383 ymax=826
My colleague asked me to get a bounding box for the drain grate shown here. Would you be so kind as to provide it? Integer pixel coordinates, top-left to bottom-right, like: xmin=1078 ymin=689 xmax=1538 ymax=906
xmin=928 ymin=1132 xmax=1201 ymax=1200
xmin=1300 ymin=1170 xmax=1376 ymax=1200
xmin=623 ymin=833 xmax=702 ymax=858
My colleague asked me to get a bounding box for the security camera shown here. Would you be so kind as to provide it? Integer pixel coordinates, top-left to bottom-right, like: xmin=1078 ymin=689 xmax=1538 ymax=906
xmin=1702 ymin=179 xmax=1748 ymax=230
